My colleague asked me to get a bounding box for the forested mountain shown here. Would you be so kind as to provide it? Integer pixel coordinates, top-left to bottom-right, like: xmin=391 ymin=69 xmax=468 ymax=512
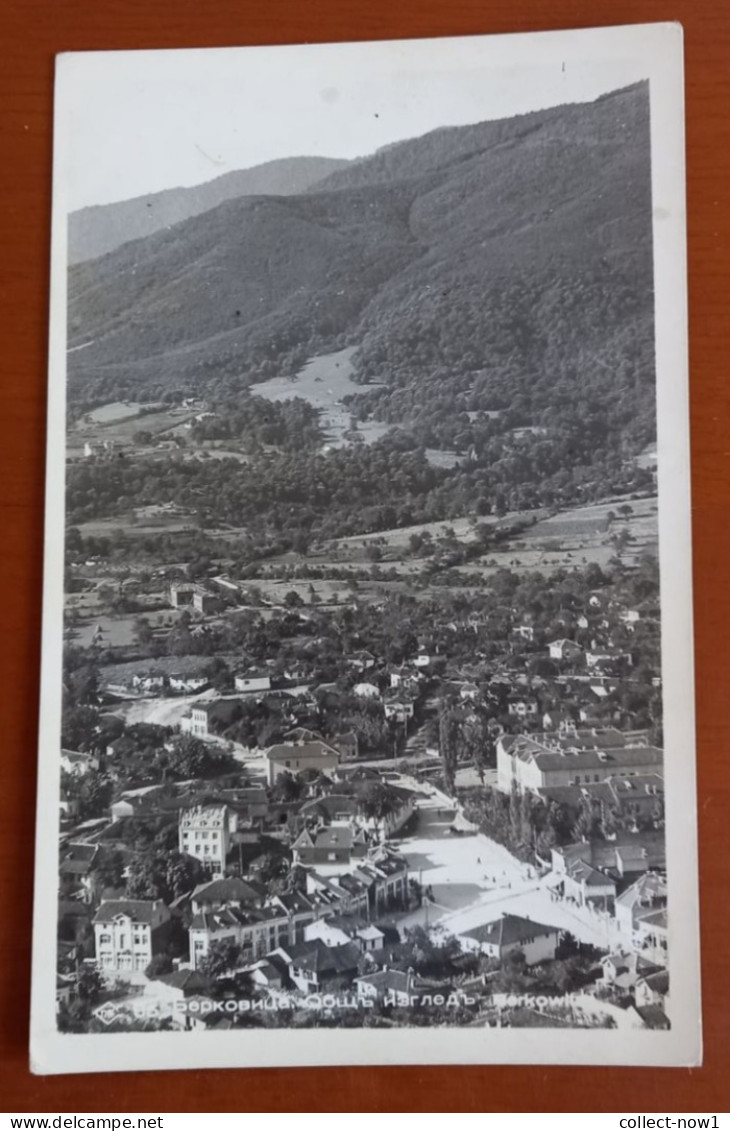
xmin=68 ymin=156 xmax=350 ymax=264
xmin=67 ymin=82 xmax=655 ymax=454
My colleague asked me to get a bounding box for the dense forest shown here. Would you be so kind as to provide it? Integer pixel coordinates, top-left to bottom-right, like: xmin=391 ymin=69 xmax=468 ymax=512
xmin=66 ymin=427 xmax=653 ymax=549
xmin=67 ymin=83 xmax=656 ymax=471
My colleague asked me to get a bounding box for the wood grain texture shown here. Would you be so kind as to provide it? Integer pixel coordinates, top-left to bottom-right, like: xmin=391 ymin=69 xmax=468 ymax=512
xmin=0 ymin=0 xmax=728 ymax=1112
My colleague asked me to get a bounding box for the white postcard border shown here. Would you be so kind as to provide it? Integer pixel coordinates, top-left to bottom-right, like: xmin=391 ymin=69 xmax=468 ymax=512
xmin=30 ymin=21 xmax=700 ymax=1074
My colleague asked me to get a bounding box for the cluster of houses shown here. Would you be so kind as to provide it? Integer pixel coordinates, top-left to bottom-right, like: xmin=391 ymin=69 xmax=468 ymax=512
xmin=87 ymin=827 xmax=411 ymax=986
xmin=57 ymin=559 xmax=669 ymax=1028
xmin=58 ymin=732 xmax=418 ymax=1004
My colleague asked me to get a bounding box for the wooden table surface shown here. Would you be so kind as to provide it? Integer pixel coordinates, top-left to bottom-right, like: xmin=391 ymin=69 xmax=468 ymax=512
xmin=1 ymin=0 xmax=728 ymax=1113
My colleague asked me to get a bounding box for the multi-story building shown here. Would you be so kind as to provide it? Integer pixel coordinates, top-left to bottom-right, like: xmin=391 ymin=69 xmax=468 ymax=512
xmin=180 ymin=699 xmax=243 ymax=739
xmin=265 ymin=739 xmax=339 ymax=786
xmin=496 ymin=729 xmax=663 ymax=794
xmin=179 ymin=805 xmax=231 ymax=877
xmin=93 ymin=899 xmax=170 ymax=975
xmin=188 ymin=905 xmax=290 ymax=970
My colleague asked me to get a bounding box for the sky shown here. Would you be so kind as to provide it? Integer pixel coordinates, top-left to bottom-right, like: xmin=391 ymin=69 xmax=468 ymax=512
xmin=58 ymin=30 xmax=654 ymax=211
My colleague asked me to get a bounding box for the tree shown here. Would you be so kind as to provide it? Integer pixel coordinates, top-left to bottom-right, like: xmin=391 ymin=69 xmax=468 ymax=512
xmin=160 ymin=735 xmax=236 ymax=780
xmin=198 ymin=939 xmax=245 ymax=981
xmin=438 ymin=707 xmax=458 ymax=795
xmin=76 ymin=965 xmax=104 ymax=1004
xmin=125 ymin=856 xmax=167 ymax=901
xmin=73 ymin=771 xmax=113 ymax=822
xmin=356 ymin=781 xmax=399 ymax=821
xmin=92 ymin=849 xmax=126 ymax=891
xmin=166 ymin=851 xmax=206 ymax=900
xmin=284 ymin=590 xmax=304 ymax=608
xmin=269 ymin=771 xmax=304 ymax=803
xmin=145 ymin=954 xmax=174 ymax=980
xmin=133 ymin=617 xmax=154 ymax=646
xmin=126 ymin=850 xmax=205 ymax=903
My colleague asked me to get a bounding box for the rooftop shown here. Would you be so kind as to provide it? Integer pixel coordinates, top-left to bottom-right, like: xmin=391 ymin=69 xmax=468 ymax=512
xmin=93 ymin=899 xmax=167 ymax=925
xmin=179 ymin=805 xmax=227 ymax=829
xmin=266 ymin=741 xmax=339 ymax=763
xmin=462 ymin=913 xmax=559 ymax=948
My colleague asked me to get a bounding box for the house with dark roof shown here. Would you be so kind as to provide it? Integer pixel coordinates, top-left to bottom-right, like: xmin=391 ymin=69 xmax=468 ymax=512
xmin=556 ymin=855 xmax=617 ymax=911
xmin=354 ymin=967 xmax=413 ymax=1006
xmin=298 ymin=783 xmax=415 ymax=842
xmin=269 ymin=939 xmax=361 ymax=993
xmin=188 ymin=905 xmax=290 ymax=970
xmin=615 ymin=872 xmax=667 ymax=936
xmin=350 ymin=850 xmax=410 ymax=915
xmin=459 ymin=914 xmax=561 ymax=965
xmin=265 ymin=739 xmax=339 ymax=786
xmin=302 ymin=871 xmax=370 ymax=921
xmin=332 ymin=731 xmax=359 ymax=761
xmin=552 ymin=837 xmax=665 ymax=886
xmin=635 ymin=968 xmax=669 ymax=1013
xmin=599 ymin=951 xmax=663 ymax=994
xmin=292 ymin=825 xmax=369 ymax=870
xmin=190 ymin=876 xmax=266 ymax=914
xmin=244 ymin=958 xmax=287 ymax=990
xmin=59 ymin=843 xmax=99 ymax=902
xmin=304 ymin=916 xmax=385 ymax=953
xmin=353 ymin=967 xmax=451 ymax=1007
xmin=180 ymin=698 xmax=245 ymax=739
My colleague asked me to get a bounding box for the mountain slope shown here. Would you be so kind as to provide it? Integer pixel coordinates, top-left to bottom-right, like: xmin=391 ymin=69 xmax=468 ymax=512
xmin=67 ymin=82 xmax=654 ymax=450
xmin=68 ymin=156 xmax=350 ymax=264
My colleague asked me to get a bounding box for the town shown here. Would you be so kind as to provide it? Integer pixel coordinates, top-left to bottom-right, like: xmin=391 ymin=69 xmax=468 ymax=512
xmin=55 ymin=79 xmax=667 ymax=1038
xmin=58 ymin=533 xmax=668 ymax=1034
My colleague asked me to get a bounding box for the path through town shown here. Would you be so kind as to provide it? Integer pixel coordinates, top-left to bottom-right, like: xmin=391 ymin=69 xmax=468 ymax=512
xmin=397 ymin=793 xmax=613 ymax=949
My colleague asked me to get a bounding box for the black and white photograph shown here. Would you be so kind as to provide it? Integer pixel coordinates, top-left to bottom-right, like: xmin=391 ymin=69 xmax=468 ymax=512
xmin=31 ymin=24 xmax=700 ymax=1073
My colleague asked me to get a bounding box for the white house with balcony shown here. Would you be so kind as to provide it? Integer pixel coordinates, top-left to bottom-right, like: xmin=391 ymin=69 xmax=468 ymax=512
xmin=93 ymin=899 xmax=170 ymax=976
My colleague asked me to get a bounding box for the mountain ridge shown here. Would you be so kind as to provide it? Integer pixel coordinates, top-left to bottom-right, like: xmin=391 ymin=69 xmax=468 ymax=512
xmin=67 ymin=81 xmax=654 ymax=456
xmin=68 ymin=155 xmax=351 ymax=264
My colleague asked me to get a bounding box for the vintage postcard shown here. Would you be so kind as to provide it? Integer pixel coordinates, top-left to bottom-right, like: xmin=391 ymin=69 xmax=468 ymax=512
xmin=31 ymin=23 xmax=700 ymax=1073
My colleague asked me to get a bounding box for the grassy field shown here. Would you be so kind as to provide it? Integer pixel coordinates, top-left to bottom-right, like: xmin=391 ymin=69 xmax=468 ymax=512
xmin=85 ymin=402 xmax=157 ymax=425
xmin=68 ymin=607 xmax=187 ymax=648
xmin=77 ymin=502 xmax=198 ymax=540
xmin=68 ymin=403 xmax=200 ymax=456
xmin=277 ymin=495 xmax=658 ymax=587
xmin=251 ymin=347 xmax=393 ymax=450
xmin=454 ymin=495 xmax=658 ymax=577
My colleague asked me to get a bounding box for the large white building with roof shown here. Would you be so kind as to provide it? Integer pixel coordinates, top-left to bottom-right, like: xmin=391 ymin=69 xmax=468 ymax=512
xmin=496 ymin=728 xmax=663 ymax=794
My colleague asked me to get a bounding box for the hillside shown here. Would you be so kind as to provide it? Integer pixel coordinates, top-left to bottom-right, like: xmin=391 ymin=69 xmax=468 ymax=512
xmin=67 ymin=156 xmax=350 ymax=264
xmin=67 ymin=82 xmax=655 ymax=453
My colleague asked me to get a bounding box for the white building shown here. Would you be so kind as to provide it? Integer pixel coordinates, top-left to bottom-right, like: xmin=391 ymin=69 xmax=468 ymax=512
xmin=265 ymin=739 xmax=339 ymax=786
xmin=459 ymin=913 xmax=560 ymax=965
xmin=188 ymin=906 xmax=289 ymax=970
xmin=179 ymin=805 xmax=231 ymax=877
xmin=496 ymin=729 xmax=663 ymax=794
xmin=548 ymin=639 xmax=583 ymax=661
xmin=93 ymin=900 xmax=170 ymax=975
xmin=234 ymin=672 xmax=272 ymax=694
